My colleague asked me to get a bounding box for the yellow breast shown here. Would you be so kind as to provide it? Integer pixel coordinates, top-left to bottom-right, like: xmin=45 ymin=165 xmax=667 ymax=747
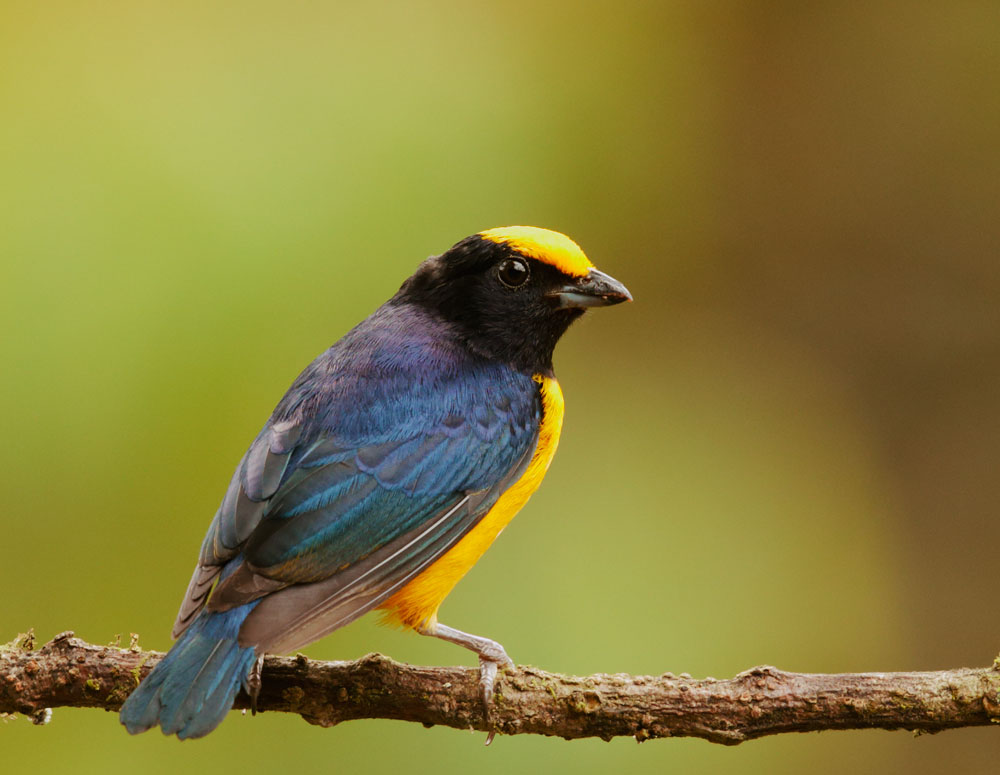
xmin=379 ymin=375 xmax=565 ymax=629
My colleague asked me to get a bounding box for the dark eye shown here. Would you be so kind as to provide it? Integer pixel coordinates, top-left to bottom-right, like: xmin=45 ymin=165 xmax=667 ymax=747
xmin=497 ymin=258 xmax=530 ymax=288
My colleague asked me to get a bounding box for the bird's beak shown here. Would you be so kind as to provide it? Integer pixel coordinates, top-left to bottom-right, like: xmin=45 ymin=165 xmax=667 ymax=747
xmin=550 ymin=268 xmax=633 ymax=309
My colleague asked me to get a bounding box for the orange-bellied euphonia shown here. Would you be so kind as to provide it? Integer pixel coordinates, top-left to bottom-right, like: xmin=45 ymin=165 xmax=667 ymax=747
xmin=119 ymin=226 xmax=631 ymax=739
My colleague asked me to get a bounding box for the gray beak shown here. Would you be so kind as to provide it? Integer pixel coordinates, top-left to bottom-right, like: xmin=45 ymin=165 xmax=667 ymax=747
xmin=550 ymin=268 xmax=633 ymax=309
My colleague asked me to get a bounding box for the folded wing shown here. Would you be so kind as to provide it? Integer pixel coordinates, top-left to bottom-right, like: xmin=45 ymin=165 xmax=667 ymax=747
xmin=172 ymin=372 xmax=539 ymax=653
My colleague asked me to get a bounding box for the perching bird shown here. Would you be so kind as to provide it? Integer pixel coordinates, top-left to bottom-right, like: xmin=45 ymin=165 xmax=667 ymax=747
xmin=119 ymin=226 xmax=631 ymax=739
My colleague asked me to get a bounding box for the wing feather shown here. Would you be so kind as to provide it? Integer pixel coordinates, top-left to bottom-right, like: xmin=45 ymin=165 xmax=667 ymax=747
xmin=172 ymin=422 xmax=300 ymax=638
xmin=171 ymin=564 xmax=222 ymax=639
xmin=172 ymin=359 xmax=541 ymax=646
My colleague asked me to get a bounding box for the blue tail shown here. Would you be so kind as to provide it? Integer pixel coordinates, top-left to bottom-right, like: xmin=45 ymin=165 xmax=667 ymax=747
xmin=120 ymin=602 xmax=259 ymax=739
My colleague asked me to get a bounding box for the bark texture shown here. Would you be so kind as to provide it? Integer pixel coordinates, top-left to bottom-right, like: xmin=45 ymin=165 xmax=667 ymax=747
xmin=3 ymin=631 xmax=1000 ymax=744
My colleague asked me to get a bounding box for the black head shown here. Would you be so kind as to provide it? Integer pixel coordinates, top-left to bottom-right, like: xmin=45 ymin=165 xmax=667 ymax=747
xmin=396 ymin=226 xmax=631 ymax=374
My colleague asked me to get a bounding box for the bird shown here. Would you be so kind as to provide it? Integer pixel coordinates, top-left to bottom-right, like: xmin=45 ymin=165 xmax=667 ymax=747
xmin=119 ymin=225 xmax=631 ymax=740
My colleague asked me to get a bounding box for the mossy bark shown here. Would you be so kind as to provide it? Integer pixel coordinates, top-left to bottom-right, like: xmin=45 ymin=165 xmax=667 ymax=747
xmin=3 ymin=631 xmax=1000 ymax=744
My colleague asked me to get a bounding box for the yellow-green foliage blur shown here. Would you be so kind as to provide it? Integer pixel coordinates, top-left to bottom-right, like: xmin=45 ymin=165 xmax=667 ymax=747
xmin=3 ymin=2 xmax=999 ymax=773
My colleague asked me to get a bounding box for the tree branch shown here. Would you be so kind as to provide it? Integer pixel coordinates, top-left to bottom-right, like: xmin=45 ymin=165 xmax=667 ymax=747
xmin=3 ymin=631 xmax=1000 ymax=744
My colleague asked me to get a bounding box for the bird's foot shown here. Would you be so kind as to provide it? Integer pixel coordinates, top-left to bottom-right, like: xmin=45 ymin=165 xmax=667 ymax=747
xmin=417 ymin=621 xmax=513 ymax=746
xmin=248 ymin=655 xmax=264 ymax=715
xmin=478 ymin=647 xmax=514 ymax=746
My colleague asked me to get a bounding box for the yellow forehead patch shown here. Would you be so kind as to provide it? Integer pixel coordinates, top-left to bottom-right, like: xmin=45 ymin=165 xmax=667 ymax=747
xmin=479 ymin=226 xmax=594 ymax=278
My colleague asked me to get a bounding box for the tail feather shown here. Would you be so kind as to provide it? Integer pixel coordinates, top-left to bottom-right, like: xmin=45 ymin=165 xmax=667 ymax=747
xmin=120 ymin=602 xmax=259 ymax=739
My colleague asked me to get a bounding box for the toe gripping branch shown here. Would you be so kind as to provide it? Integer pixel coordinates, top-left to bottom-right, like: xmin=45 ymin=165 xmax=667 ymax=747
xmin=417 ymin=621 xmax=513 ymax=745
xmin=247 ymin=655 xmax=264 ymax=715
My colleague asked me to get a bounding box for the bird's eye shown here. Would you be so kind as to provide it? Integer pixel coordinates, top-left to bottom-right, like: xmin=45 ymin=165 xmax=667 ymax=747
xmin=497 ymin=258 xmax=530 ymax=288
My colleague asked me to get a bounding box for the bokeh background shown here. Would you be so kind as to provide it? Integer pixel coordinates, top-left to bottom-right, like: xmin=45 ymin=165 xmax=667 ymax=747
xmin=3 ymin=1 xmax=999 ymax=772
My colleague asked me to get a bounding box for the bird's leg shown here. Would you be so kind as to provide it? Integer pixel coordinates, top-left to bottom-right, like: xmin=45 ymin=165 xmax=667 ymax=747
xmin=247 ymin=655 xmax=265 ymax=716
xmin=417 ymin=621 xmax=513 ymax=745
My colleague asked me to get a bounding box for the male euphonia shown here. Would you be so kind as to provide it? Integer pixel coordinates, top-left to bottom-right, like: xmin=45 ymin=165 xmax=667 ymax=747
xmin=119 ymin=226 xmax=631 ymax=739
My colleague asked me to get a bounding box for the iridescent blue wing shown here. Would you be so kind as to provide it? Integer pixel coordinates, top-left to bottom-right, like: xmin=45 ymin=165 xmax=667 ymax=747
xmin=172 ymin=368 xmax=539 ymax=649
xmin=171 ymin=419 xmax=302 ymax=638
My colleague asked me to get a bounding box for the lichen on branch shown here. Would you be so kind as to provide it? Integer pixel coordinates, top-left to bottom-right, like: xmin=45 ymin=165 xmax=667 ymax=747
xmin=3 ymin=630 xmax=1000 ymax=744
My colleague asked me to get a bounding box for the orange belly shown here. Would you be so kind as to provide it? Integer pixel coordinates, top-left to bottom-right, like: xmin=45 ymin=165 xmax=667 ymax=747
xmin=379 ymin=375 xmax=564 ymax=629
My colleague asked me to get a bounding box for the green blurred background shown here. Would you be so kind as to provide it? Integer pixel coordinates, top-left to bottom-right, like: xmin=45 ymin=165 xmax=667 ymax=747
xmin=3 ymin=1 xmax=999 ymax=772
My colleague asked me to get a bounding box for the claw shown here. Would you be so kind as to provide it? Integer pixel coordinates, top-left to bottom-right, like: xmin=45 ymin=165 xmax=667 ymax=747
xmin=479 ymin=649 xmax=515 ymax=744
xmin=248 ymin=655 xmax=264 ymax=715
xmin=480 ymin=657 xmax=499 ymax=744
